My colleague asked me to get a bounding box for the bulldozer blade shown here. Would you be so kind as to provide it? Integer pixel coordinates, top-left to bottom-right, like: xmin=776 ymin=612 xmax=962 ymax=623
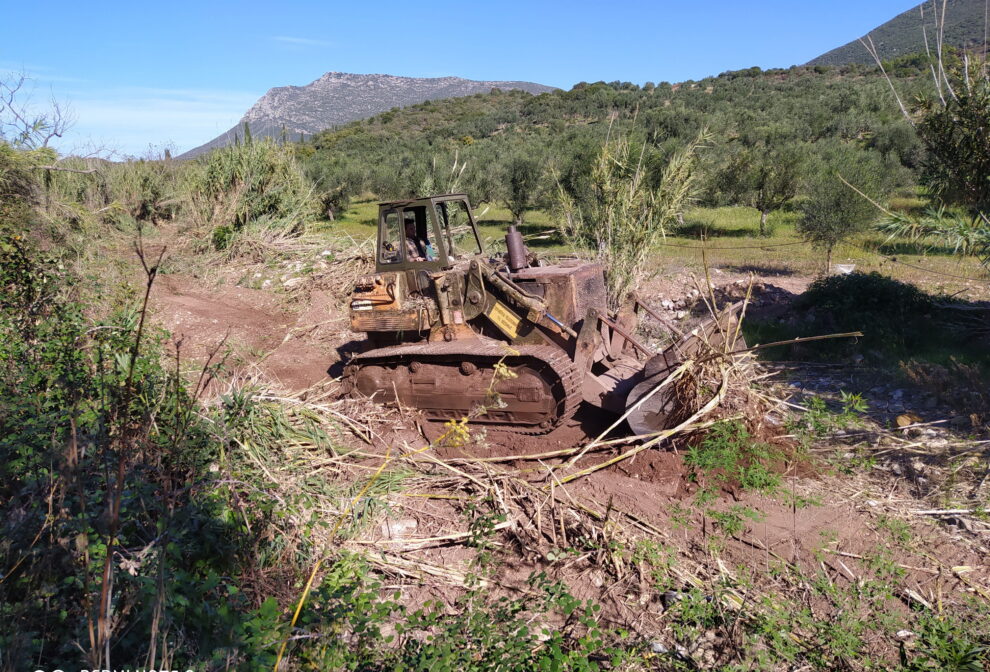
xmin=624 ymin=301 xmax=747 ymax=435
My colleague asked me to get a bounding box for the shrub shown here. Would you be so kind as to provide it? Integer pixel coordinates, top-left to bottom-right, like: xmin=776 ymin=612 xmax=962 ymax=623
xmin=797 ymin=271 xmax=934 ymax=351
xmin=191 ymin=138 xmax=316 ymax=249
xmin=554 ymin=130 xmax=708 ymax=311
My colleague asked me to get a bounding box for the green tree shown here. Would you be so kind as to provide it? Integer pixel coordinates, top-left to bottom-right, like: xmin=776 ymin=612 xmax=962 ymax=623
xmin=501 ymin=154 xmax=543 ymax=225
xmin=916 ymin=66 xmax=990 ymax=215
xmin=877 ymin=58 xmax=990 ymax=265
xmin=555 ymin=130 xmax=709 ymax=310
xmin=798 ymin=144 xmax=887 ymax=271
xmin=723 ymin=144 xmax=805 ymax=236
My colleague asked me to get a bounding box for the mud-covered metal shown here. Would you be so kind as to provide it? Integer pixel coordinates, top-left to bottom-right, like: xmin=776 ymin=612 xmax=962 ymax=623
xmin=625 ymin=303 xmax=747 ymax=436
xmin=342 ymin=340 xmax=582 ymax=433
xmin=343 ymin=191 xmax=740 ymax=438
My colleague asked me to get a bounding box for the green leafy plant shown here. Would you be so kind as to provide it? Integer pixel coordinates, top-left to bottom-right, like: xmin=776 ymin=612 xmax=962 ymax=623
xmin=684 ymin=420 xmax=783 ymax=495
xmin=791 ymin=393 xmax=867 ymax=441
xmin=904 ymin=614 xmax=989 ymax=672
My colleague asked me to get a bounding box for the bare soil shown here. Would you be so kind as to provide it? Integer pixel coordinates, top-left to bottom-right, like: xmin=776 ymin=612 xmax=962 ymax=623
xmin=123 ymin=231 xmax=988 ymax=662
xmin=146 ymin=269 xmax=354 ymax=391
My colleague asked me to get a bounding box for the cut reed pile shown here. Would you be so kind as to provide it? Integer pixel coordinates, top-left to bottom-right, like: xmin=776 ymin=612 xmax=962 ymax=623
xmin=224 ymin=359 xmax=990 ymax=669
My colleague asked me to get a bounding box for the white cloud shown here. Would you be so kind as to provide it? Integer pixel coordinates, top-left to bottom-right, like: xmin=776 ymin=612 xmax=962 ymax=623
xmin=272 ymin=35 xmax=334 ymax=47
xmin=0 ymin=62 xmax=91 ymax=85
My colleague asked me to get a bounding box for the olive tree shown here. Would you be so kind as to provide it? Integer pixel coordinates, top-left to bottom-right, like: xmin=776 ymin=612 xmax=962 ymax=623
xmin=722 ymin=143 xmax=805 ymax=236
xmin=798 ymin=144 xmax=887 ymax=272
xmin=500 ymin=154 xmax=543 ymax=225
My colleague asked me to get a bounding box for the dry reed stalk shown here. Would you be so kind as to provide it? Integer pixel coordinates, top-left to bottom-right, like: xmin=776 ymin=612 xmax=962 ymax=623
xmin=364 ymin=552 xmax=477 ymax=587
xmin=274 ymin=438 xmax=439 ymax=670
xmin=348 ymin=519 xmax=515 ymax=550
xmin=255 ymin=393 xmax=374 ymax=444
xmin=554 ymin=373 xmax=730 ymax=485
xmin=558 ymin=360 xmax=694 ymax=471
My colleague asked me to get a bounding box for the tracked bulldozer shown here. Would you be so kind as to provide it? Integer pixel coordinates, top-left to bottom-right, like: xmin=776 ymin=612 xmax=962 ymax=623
xmin=341 ymin=193 xmax=743 ymax=436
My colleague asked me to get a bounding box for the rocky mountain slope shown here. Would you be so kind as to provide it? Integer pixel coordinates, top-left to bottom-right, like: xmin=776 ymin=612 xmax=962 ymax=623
xmin=808 ymin=0 xmax=987 ymax=66
xmin=179 ymin=72 xmax=555 ymax=158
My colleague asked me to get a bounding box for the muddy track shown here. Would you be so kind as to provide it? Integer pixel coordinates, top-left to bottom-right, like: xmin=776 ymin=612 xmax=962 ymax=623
xmin=149 ymin=274 xmax=347 ymax=390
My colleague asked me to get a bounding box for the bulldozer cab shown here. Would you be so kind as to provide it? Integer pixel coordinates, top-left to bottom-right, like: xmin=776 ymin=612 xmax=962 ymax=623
xmin=376 ymin=194 xmax=483 ymax=272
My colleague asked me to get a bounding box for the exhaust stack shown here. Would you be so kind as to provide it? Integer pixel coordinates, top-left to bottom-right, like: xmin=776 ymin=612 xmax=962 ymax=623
xmin=505 ymin=225 xmax=528 ymax=272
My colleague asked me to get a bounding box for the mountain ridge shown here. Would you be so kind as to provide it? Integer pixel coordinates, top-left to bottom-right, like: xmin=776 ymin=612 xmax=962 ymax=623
xmin=808 ymin=0 xmax=988 ymax=66
xmin=178 ymin=72 xmax=556 ymax=159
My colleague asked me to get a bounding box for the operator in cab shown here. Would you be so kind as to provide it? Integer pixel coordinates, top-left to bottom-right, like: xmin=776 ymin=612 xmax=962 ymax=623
xmin=404 ymin=219 xmax=434 ymax=261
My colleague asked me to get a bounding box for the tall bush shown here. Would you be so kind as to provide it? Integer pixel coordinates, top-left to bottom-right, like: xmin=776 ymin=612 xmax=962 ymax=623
xmin=191 ymin=138 xmax=315 ymax=248
xmin=555 ymin=130 xmax=708 ymax=311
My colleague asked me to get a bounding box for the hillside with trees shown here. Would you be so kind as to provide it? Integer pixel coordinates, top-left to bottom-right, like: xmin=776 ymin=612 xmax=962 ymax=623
xmin=808 ymin=0 xmax=989 ymax=66
xmin=301 ymin=63 xmax=927 ymax=227
xmin=180 ymin=72 xmax=556 ymax=159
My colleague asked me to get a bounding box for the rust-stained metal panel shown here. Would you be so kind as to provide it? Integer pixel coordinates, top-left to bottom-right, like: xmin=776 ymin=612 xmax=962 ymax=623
xmin=510 ymin=262 xmax=607 ymax=327
xmin=351 ymin=309 xmax=425 ymax=333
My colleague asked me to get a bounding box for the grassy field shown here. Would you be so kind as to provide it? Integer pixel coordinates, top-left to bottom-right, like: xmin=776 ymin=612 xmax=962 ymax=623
xmin=323 ymin=198 xmax=990 ymax=296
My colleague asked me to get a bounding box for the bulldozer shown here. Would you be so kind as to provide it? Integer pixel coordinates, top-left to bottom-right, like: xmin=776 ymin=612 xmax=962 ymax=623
xmin=341 ymin=193 xmax=742 ymax=436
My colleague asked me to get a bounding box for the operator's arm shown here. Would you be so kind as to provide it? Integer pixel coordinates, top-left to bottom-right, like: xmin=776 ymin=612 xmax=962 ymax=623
xmin=405 ymin=237 xmax=424 ymax=261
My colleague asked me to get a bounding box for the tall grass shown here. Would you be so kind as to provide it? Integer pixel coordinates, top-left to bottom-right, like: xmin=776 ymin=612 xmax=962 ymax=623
xmin=190 ymin=138 xmax=316 ymax=254
xmin=6 ymin=149 xmax=185 ymax=247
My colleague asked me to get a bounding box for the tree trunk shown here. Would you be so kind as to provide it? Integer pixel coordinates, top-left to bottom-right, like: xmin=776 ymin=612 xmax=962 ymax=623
xmin=759 ymin=209 xmax=769 ymax=237
xmin=826 ymin=245 xmax=833 ymax=274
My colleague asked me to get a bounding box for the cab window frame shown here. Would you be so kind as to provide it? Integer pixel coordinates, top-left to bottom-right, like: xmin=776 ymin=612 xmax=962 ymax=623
xmin=431 ymin=197 xmax=482 ymax=261
xmin=378 ymin=208 xmax=404 ymax=265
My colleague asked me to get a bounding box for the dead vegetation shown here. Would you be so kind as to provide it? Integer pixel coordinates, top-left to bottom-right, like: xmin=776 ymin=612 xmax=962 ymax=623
xmin=216 ymin=359 xmax=987 ymax=669
xmin=190 ymin=271 xmax=988 ymax=669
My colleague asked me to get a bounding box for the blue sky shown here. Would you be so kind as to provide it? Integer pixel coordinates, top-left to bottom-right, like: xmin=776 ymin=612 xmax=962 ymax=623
xmin=2 ymin=0 xmax=920 ymax=156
